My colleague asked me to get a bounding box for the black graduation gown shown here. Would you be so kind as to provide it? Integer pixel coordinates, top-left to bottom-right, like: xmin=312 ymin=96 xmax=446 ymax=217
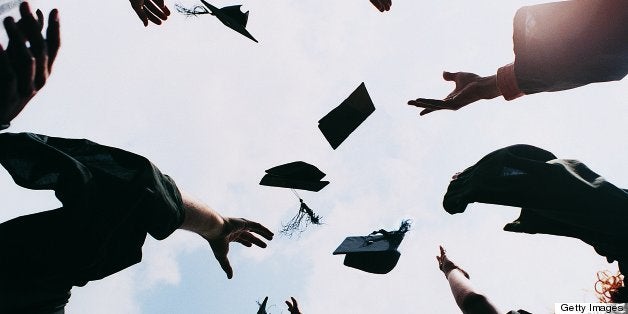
xmin=443 ymin=144 xmax=628 ymax=273
xmin=0 ymin=132 xmax=185 ymax=313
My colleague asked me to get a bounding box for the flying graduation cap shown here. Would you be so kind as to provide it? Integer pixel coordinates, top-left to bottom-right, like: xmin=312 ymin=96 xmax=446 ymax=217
xmin=318 ymin=82 xmax=376 ymax=149
xmin=175 ymin=0 xmax=258 ymax=42
xmin=333 ymin=220 xmax=411 ymax=274
xmin=256 ymin=296 xmax=269 ymax=314
xmin=259 ymin=161 xmax=328 ymax=236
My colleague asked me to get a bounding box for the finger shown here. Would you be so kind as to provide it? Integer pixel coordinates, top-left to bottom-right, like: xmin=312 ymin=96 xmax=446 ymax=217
xmin=240 ymin=232 xmax=267 ymax=248
xmin=384 ymin=0 xmax=391 ymax=11
xmin=443 ymin=71 xmax=456 ymax=81
xmin=46 ymin=9 xmax=60 ymax=70
xmin=420 ymin=108 xmax=437 ymax=116
xmin=18 ymin=3 xmax=47 ymax=90
xmin=152 ymin=0 xmax=170 ymax=15
xmin=144 ymin=8 xmax=163 ymax=25
xmin=214 ymin=251 xmax=233 ymax=279
xmin=130 ymin=1 xmax=149 ymax=26
xmin=285 ymin=300 xmax=292 ymax=308
xmin=370 ymin=0 xmax=384 ymax=12
xmin=440 ymin=245 xmax=446 ymax=256
xmin=144 ymin=0 xmax=168 ymax=20
xmin=244 ymin=219 xmax=274 ymax=240
xmin=5 ymin=16 xmax=35 ymax=97
xmin=408 ymin=99 xmax=446 ymax=110
xmin=234 ymin=238 xmax=252 ymax=247
xmin=291 ymin=297 xmax=298 ymax=307
xmin=36 ymin=9 xmax=44 ymax=25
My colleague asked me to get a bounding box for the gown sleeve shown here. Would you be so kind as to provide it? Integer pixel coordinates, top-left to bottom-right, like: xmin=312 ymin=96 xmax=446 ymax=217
xmin=0 ymin=132 xmax=185 ymax=284
xmin=510 ymin=0 xmax=628 ymax=94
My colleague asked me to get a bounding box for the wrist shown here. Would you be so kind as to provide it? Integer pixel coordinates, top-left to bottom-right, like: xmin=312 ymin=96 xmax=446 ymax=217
xmin=179 ymin=192 xmax=226 ymax=239
xmin=446 ymin=267 xmax=470 ymax=280
xmin=479 ymin=75 xmax=501 ymax=100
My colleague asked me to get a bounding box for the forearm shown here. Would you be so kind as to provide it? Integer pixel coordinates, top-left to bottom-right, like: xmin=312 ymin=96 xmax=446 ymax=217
xmin=178 ymin=191 xmax=225 ymax=239
xmin=447 ymin=269 xmax=499 ymax=314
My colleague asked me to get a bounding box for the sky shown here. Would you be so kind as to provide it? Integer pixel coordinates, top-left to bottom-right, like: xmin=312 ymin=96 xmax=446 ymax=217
xmin=1 ymin=0 xmax=627 ymax=313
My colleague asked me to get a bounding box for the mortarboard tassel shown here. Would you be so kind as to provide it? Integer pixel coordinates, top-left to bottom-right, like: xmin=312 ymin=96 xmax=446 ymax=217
xmin=175 ymin=3 xmax=210 ymax=16
xmin=279 ymin=190 xmax=323 ymax=237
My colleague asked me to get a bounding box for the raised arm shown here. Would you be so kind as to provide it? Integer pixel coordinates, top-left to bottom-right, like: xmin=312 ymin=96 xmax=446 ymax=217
xmin=178 ymin=192 xmax=274 ymax=279
xmin=0 ymin=2 xmax=60 ymax=129
xmin=409 ymin=0 xmax=628 ymax=117
xmin=437 ymin=246 xmax=499 ymax=314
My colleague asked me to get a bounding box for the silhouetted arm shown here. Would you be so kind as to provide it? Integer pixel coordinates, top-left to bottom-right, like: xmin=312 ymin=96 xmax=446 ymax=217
xmin=179 ymin=192 xmax=274 ymax=279
xmin=0 ymin=2 xmax=60 ymax=129
xmin=437 ymin=246 xmax=500 ymax=314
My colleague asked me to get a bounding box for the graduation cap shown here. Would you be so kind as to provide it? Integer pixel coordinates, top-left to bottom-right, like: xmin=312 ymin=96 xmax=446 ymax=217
xmin=260 ymin=161 xmax=329 ymax=192
xmin=333 ymin=220 xmax=411 ymax=274
xmin=175 ymin=0 xmax=258 ymax=43
xmin=256 ymin=296 xmax=269 ymax=314
xmin=318 ymin=82 xmax=376 ymax=149
xmin=259 ymin=161 xmax=328 ymax=236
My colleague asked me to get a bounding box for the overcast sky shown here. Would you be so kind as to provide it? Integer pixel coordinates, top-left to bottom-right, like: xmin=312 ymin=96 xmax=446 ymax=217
xmin=1 ymin=0 xmax=627 ymax=313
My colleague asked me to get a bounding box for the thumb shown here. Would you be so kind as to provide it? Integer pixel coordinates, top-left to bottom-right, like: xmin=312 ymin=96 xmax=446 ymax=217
xmin=443 ymin=71 xmax=456 ymax=81
xmin=217 ymin=254 xmax=233 ymax=279
xmin=211 ymin=242 xmax=234 ymax=279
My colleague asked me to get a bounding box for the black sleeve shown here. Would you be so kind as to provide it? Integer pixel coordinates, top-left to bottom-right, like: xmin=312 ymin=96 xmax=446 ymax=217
xmin=0 ymin=132 xmax=185 ymax=240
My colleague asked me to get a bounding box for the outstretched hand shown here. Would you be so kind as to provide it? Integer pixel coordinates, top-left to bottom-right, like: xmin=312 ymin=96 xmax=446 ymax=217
xmin=370 ymin=0 xmax=391 ymax=12
xmin=204 ymin=217 xmax=273 ymax=279
xmin=0 ymin=2 xmax=60 ymax=128
xmin=129 ymin=0 xmax=170 ymax=26
xmin=437 ymin=246 xmax=469 ymax=279
xmin=286 ymin=297 xmax=302 ymax=314
xmin=408 ymin=71 xmax=500 ymax=116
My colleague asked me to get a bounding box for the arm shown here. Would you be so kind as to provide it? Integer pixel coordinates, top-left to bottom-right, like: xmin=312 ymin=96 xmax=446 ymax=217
xmin=438 ymin=246 xmax=499 ymax=314
xmin=0 ymin=2 xmax=60 ymax=129
xmin=409 ymin=1 xmax=628 ymax=116
xmin=178 ymin=192 xmax=274 ymax=279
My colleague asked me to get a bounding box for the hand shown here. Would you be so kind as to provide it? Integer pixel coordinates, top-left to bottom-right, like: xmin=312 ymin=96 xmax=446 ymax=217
xmin=370 ymin=0 xmax=391 ymax=12
xmin=204 ymin=217 xmax=273 ymax=279
xmin=408 ymin=71 xmax=500 ymax=116
xmin=0 ymin=2 xmax=60 ymax=128
xmin=129 ymin=0 xmax=170 ymax=26
xmin=436 ymin=246 xmax=469 ymax=279
xmin=286 ymin=297 xmax=302 ymax=314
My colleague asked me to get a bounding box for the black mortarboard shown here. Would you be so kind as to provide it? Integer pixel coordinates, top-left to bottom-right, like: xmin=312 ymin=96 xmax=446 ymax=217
xmin=259 ymin=161 xmax=328 ymax=237
xmin=175 ymin=1 xmax=258 ymax=43
xmin=256 ymin=296 xmax=269 ymax=314
xmin=318 ymin=82 xmax=375 ymax=149
xmin=333 ymin=220 xmax=411 ymax=274
xmin=259 ymin=161 xmax=329 ymax=192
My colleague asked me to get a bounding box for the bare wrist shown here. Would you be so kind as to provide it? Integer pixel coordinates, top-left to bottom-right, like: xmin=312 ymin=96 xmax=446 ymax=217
xmin=480 ymin=75 xmax=501 ymax=100
xmin=179 ymin=192 xmax=225 ymax=239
